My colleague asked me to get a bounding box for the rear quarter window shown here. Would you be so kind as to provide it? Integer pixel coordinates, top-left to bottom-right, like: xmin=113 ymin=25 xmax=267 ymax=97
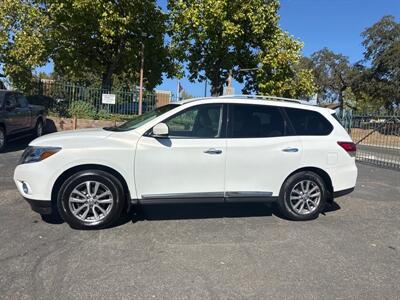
xmin=284 ymin=107 xmax=333 ymax=136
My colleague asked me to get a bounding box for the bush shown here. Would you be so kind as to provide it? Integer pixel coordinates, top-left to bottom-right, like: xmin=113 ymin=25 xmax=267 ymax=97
xmin=68 ymin=100 xmax=96 ymax=119
xmin=96 ymin=109 xmax=111 ymax=120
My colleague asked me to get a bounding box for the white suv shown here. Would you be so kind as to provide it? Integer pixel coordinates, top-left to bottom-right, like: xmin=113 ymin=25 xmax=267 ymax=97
xmin=14 ymin=96 xmax=357 ymax=229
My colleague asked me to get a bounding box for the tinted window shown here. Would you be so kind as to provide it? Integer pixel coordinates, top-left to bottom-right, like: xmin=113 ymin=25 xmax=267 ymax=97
xmin=5 ymin=93 xmax=17 ymax=110
xmin=166 ymin=104 xmax=223 ymax=138
xmin=230 ymin=104 xmax=286 ymax=138
xmin=0 ymin=93 xmax=4 ymax=110
xmin=285 ymin=108 xmax=333 ymax=136
xmin=16 ymin=94 xmax=29 ymax=108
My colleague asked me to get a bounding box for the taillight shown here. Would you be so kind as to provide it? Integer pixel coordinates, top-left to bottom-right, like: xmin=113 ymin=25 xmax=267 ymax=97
xmin=337 ymin=141 xmax=356 ymax=157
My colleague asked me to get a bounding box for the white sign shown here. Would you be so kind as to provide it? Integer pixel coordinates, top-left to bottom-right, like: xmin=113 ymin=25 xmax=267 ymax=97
xmin=102 ymin=94 xmax=116 ymax=104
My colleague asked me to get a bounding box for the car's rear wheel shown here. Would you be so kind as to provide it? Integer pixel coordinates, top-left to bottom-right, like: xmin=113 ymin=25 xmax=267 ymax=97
xmin=278 ymin=171 xmax=327 ymax=221
xmin=34 ymin=119 xmax=43 ymax=138
xmin=57 ymin=170 xmax=124 ymax=229
xmin=0 ymin=127 xmax=6 ymax=152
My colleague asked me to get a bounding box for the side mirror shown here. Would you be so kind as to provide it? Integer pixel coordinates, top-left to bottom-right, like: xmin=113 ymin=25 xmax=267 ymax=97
xmin=152 ymin=123 xmax=169 ymax=137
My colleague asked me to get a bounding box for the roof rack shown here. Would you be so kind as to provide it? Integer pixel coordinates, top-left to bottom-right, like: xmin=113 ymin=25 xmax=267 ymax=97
xmin=218 ymin=94 xmax=302 ymax=104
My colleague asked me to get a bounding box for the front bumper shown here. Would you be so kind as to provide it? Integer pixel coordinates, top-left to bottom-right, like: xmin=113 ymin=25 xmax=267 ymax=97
xmin=15 ymin=163 xmax=54 ymax=214
xmin=24 ymin=198 xmax=52 ymax=215
xmin=14 ymin=163 xmax=54 ymax=201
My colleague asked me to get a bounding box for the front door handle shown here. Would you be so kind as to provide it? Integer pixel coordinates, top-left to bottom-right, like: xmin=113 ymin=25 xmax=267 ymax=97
xmin=282 ymin=147 xmax=299 ymax=153
xmin=204 ymin=148 xmax=222 ymax=154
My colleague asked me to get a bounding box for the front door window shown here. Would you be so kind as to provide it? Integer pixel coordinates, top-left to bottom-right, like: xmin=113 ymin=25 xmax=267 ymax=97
xmin=165 ymin=104 xmax=223 ymax=138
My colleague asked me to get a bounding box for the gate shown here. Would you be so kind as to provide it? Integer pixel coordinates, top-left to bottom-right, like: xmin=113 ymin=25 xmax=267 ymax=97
xmin=344 ymin=112 xmax=400 ymax=169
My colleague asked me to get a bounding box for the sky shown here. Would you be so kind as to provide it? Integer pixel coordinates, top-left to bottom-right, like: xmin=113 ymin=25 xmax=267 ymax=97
xmin=36 ymin=0 xmax=400 ymax=98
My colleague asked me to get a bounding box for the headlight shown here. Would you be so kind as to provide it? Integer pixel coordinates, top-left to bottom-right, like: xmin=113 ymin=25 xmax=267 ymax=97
xmin=19 ymin=146 xmax=61 ymax=164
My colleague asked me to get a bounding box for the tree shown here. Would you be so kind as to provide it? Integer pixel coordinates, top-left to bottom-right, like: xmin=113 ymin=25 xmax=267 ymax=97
xmin=308 ymin=48 xmax=351 ymax=109
xmin=0 ymin=0 xmax=175 ymax=91
xmin=360 ymin=15 xmax=400 ymax=108
xmin=168 ymin=0 xmax=312 ymax=97
xmin=0 ymin=0 xmax=51 ymax=91
xmin=253 ymin=33 xmax=315 ymax=98
xmin=49 ymin=0 xmax=174 ymax=90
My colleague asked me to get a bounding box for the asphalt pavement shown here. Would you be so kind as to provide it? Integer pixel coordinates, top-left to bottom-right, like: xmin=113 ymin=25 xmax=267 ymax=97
xmin=1 ymin=137 xmax=400 ymax=299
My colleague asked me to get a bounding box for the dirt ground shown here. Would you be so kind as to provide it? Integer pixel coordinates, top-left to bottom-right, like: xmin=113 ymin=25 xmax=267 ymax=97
xmin=351 ymin=128 xmax=400 ymax=148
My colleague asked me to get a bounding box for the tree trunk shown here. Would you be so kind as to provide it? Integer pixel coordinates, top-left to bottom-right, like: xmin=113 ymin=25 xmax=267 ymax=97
xmin=338 ymin=87 xmax=346 ymax=111
xmin=101 ymin=66 xmax=114 ymax=91
xmin=210 ymin=59 xmax=224 ymax=96
xmin=210 ymin=78 xmax=224 ymax=96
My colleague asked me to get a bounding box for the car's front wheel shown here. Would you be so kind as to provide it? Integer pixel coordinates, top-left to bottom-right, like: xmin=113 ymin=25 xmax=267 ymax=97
xmin=278 ymin=171 xmax=327 ymax=221
xmin=34 ymin=119 xmax=43 ymax=138
xmin=57 ymin=170 xmax=125 ymax=229
xmin=0 ymin=127 xmax=5 ymax=152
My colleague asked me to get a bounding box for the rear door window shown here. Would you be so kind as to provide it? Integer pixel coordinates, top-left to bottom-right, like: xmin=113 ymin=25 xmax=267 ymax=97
xmin=16 ymin=94 xmax=29 ymax=108
xmin=284 ymin=107 xmax=333 ymax=136
xmin=228 ymin=104 xmax=288 ymax=138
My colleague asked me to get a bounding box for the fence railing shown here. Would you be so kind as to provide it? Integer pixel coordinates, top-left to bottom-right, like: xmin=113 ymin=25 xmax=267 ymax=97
xmin=29 ymin=80 xmax=158 ymax=119
xmin=341 ymin=112 xmax=400 ymax=169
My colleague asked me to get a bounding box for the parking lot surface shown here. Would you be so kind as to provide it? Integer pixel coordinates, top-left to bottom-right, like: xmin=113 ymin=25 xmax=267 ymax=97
xmin=1 ymin=139 xmax=400 ymax=299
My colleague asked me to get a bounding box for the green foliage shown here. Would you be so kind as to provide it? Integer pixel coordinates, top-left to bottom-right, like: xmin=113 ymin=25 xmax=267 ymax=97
xmin=49 ymin=0 xmax=175 ymax=89
xmin=0 ymin=0 xmax=176 ymax=91
xmin=68 ymin=100 xmax=96 ymax=119
xmin=255 ymin=32 xmax=315 ymax=98
xmin=96 ymin=109 xmax=111 ymax=120
xmin=0 ymin=0 xmax=51 ymax=92
xmin=360 ymin=15 xmax=400 ymax=108
xmin=168 ymin=0 xmax=312 ymax=97
xmin=306 ymin=16 xmax=400 ymax=111
xmin=307 ymin=48 xmax=351 ymax=108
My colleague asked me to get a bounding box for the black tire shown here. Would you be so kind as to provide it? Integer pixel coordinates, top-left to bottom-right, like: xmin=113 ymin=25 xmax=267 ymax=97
xmin=57 ymin=170 xmax=125 ymax=229
xmin=0 ymin=127 xmax=6 ymax=152
xmin=278 ymin=171 xmax=327 ymax=221
xmin=34 ymin=119 xmax=44 ymax=138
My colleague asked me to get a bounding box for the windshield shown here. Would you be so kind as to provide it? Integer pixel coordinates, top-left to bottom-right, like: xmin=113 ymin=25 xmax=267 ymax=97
xmin=105 ymin=104 xmax=180 ymax=132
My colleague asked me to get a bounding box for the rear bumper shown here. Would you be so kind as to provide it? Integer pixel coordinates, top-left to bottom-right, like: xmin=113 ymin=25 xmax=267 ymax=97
xmin=333 ymin=187 xmax=355 ymax=198
xmin=328 ymin=163 xmax=358 ymax=192
xmin=24 ymin=198 xmax=52 ymax=215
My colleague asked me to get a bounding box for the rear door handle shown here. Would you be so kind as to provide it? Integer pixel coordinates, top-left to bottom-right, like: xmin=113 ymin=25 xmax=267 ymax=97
xmin=282 ymin=147 xmax=299 ymax=153
xmin=204 ymin=148 xmax=222 ymax=154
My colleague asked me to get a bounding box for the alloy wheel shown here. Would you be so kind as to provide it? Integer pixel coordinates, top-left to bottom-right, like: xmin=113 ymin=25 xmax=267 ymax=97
xmin=289 ymin=180 xmax=321 ymax=215
xmin=36 ymin=122 xmax=43 ymax=137
xmin=68 ymin=181 xmax=114 ymax=222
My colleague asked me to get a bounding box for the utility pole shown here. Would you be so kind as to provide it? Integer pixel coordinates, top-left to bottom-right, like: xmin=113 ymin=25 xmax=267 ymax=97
xmin=176 ymin=80 xmax=180 ymax=101
xmin=224 ymin=69 xmax=234 ymax=95
xmin=224 ymin=67 xmax=260 ymax=95
xmin=138 ymin=41 xmax=145 ymax=115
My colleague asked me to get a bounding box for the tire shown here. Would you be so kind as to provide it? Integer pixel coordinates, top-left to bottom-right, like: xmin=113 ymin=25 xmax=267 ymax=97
xmin=34 ymin=119 xmax=44 ymax=138
xmin=278 ymin=171 xmax=327 ymax=221
xmin=0 ymin=127 xmax=6 ymax=152
xmin=57 ymin=170 xmax=125 ymax=229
